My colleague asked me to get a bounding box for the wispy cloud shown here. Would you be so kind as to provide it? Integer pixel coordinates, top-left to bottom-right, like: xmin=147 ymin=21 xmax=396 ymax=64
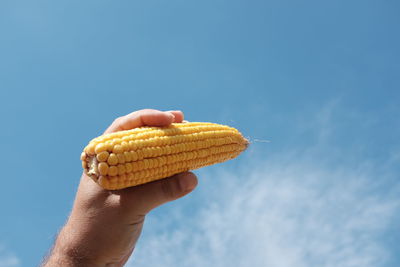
xmin=126 ymin=101 xmax=399 ymax=267
xmin=0 ymin=245 xmax=20 ymax=267
xmin=127 ymin=149 xmax=399 ymax=267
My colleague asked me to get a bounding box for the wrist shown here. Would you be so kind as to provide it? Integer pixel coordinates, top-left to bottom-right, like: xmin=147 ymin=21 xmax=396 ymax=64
xmin=42 ymin=224 xmax=105 ymax=267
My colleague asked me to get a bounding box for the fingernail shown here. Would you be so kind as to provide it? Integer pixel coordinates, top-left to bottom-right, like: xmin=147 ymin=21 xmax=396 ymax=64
xmin=166 ymin=112 xmax=175 ymax=120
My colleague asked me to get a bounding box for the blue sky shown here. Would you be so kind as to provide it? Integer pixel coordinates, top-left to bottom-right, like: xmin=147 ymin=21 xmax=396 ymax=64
xmin=0 ymin=0 xmax=399 ymax=266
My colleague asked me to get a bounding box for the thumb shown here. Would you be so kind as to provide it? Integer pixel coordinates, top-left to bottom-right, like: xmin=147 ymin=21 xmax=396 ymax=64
xmin=124 ymin=172 xmax=198 ymax=214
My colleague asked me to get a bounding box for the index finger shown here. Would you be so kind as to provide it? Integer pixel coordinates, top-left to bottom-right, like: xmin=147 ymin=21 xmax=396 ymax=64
xmin=104 ymin=109 xmax=184 ymax=134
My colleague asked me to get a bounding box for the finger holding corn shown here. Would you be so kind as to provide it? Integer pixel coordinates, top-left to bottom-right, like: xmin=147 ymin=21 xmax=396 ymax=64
xmin=81 ymin=122 xmax=249 ymax=190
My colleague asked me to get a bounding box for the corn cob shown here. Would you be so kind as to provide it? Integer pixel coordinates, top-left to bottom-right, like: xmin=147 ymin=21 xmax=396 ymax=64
xmin=81 ymin=122 xmax=248 ymax=190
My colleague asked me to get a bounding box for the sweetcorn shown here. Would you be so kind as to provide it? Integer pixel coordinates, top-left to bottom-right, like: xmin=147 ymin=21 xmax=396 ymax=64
xmin=81 ymin=122 xmax=248 ymax=190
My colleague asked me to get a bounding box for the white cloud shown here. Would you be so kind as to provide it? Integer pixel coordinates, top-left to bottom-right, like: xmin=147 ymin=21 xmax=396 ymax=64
xmin=126 ymin=101 xmax=399 ymax=267
xmin=127 ymin=150 xmax=399 ymax=267
xmin=0 ymin=245 xmax=20 ymax=267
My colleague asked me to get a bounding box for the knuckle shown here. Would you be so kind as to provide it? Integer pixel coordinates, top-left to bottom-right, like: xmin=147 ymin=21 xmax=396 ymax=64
xmin=138 ymin=108 xmax=159 ymax=114
xmin=113 ymin=116 xmax=123 ymax=123
xmin=111 ymin=116 xmax=124 ymax=127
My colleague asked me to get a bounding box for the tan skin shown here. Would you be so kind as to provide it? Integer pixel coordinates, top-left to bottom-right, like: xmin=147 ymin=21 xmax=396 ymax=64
xmin=42 ymin=109 xmax=198 ymax=266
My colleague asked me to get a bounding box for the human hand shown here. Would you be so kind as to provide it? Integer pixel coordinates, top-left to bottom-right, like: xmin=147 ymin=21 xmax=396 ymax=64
xmin=43 ymin=109 xmax=198 ymax=266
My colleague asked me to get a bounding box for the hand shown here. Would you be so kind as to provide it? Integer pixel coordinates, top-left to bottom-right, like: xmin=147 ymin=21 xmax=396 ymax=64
xmin=43 ymin=109 xmax=198 ymax=266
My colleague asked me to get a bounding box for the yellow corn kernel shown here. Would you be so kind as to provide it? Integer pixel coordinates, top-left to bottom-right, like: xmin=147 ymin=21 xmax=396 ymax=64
xmin=95 ymin=143 xmax=107 ymax=154
xmin=96 ymin=151 xmax=109 ymax=162
xmin=107 ymin=153 xmax=118 ymax=166
xmin=118 ymin=164 xmax=126 ymax=175
xmin=108 ymin=166 xmax=118 ymax=176
xmin=121 ymin=141 xmax=130 ymax=152
xmin=124 ymin=151 xmax=132 ymax=162
xmin=130 ymin=151 xmax=138 ymax=162
xmin=85 ymin=143 xmax=96 ymax=155
xmin=128 ymin=140 xmax=137 ymax=150
xmin=113 ymin=144 xmax=123 ymax=154
xmin=117 ymin=153 xmax=125 ymax=164
xmin=98 ymin=176 xmax=109 ymax=188
xmin=98 ymin=162 xmax=109 ymax=176
xmin=119 ymin=174 xmax=127 ymax=182
xmin=125 ymin=162 xmax=133 ymax=173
